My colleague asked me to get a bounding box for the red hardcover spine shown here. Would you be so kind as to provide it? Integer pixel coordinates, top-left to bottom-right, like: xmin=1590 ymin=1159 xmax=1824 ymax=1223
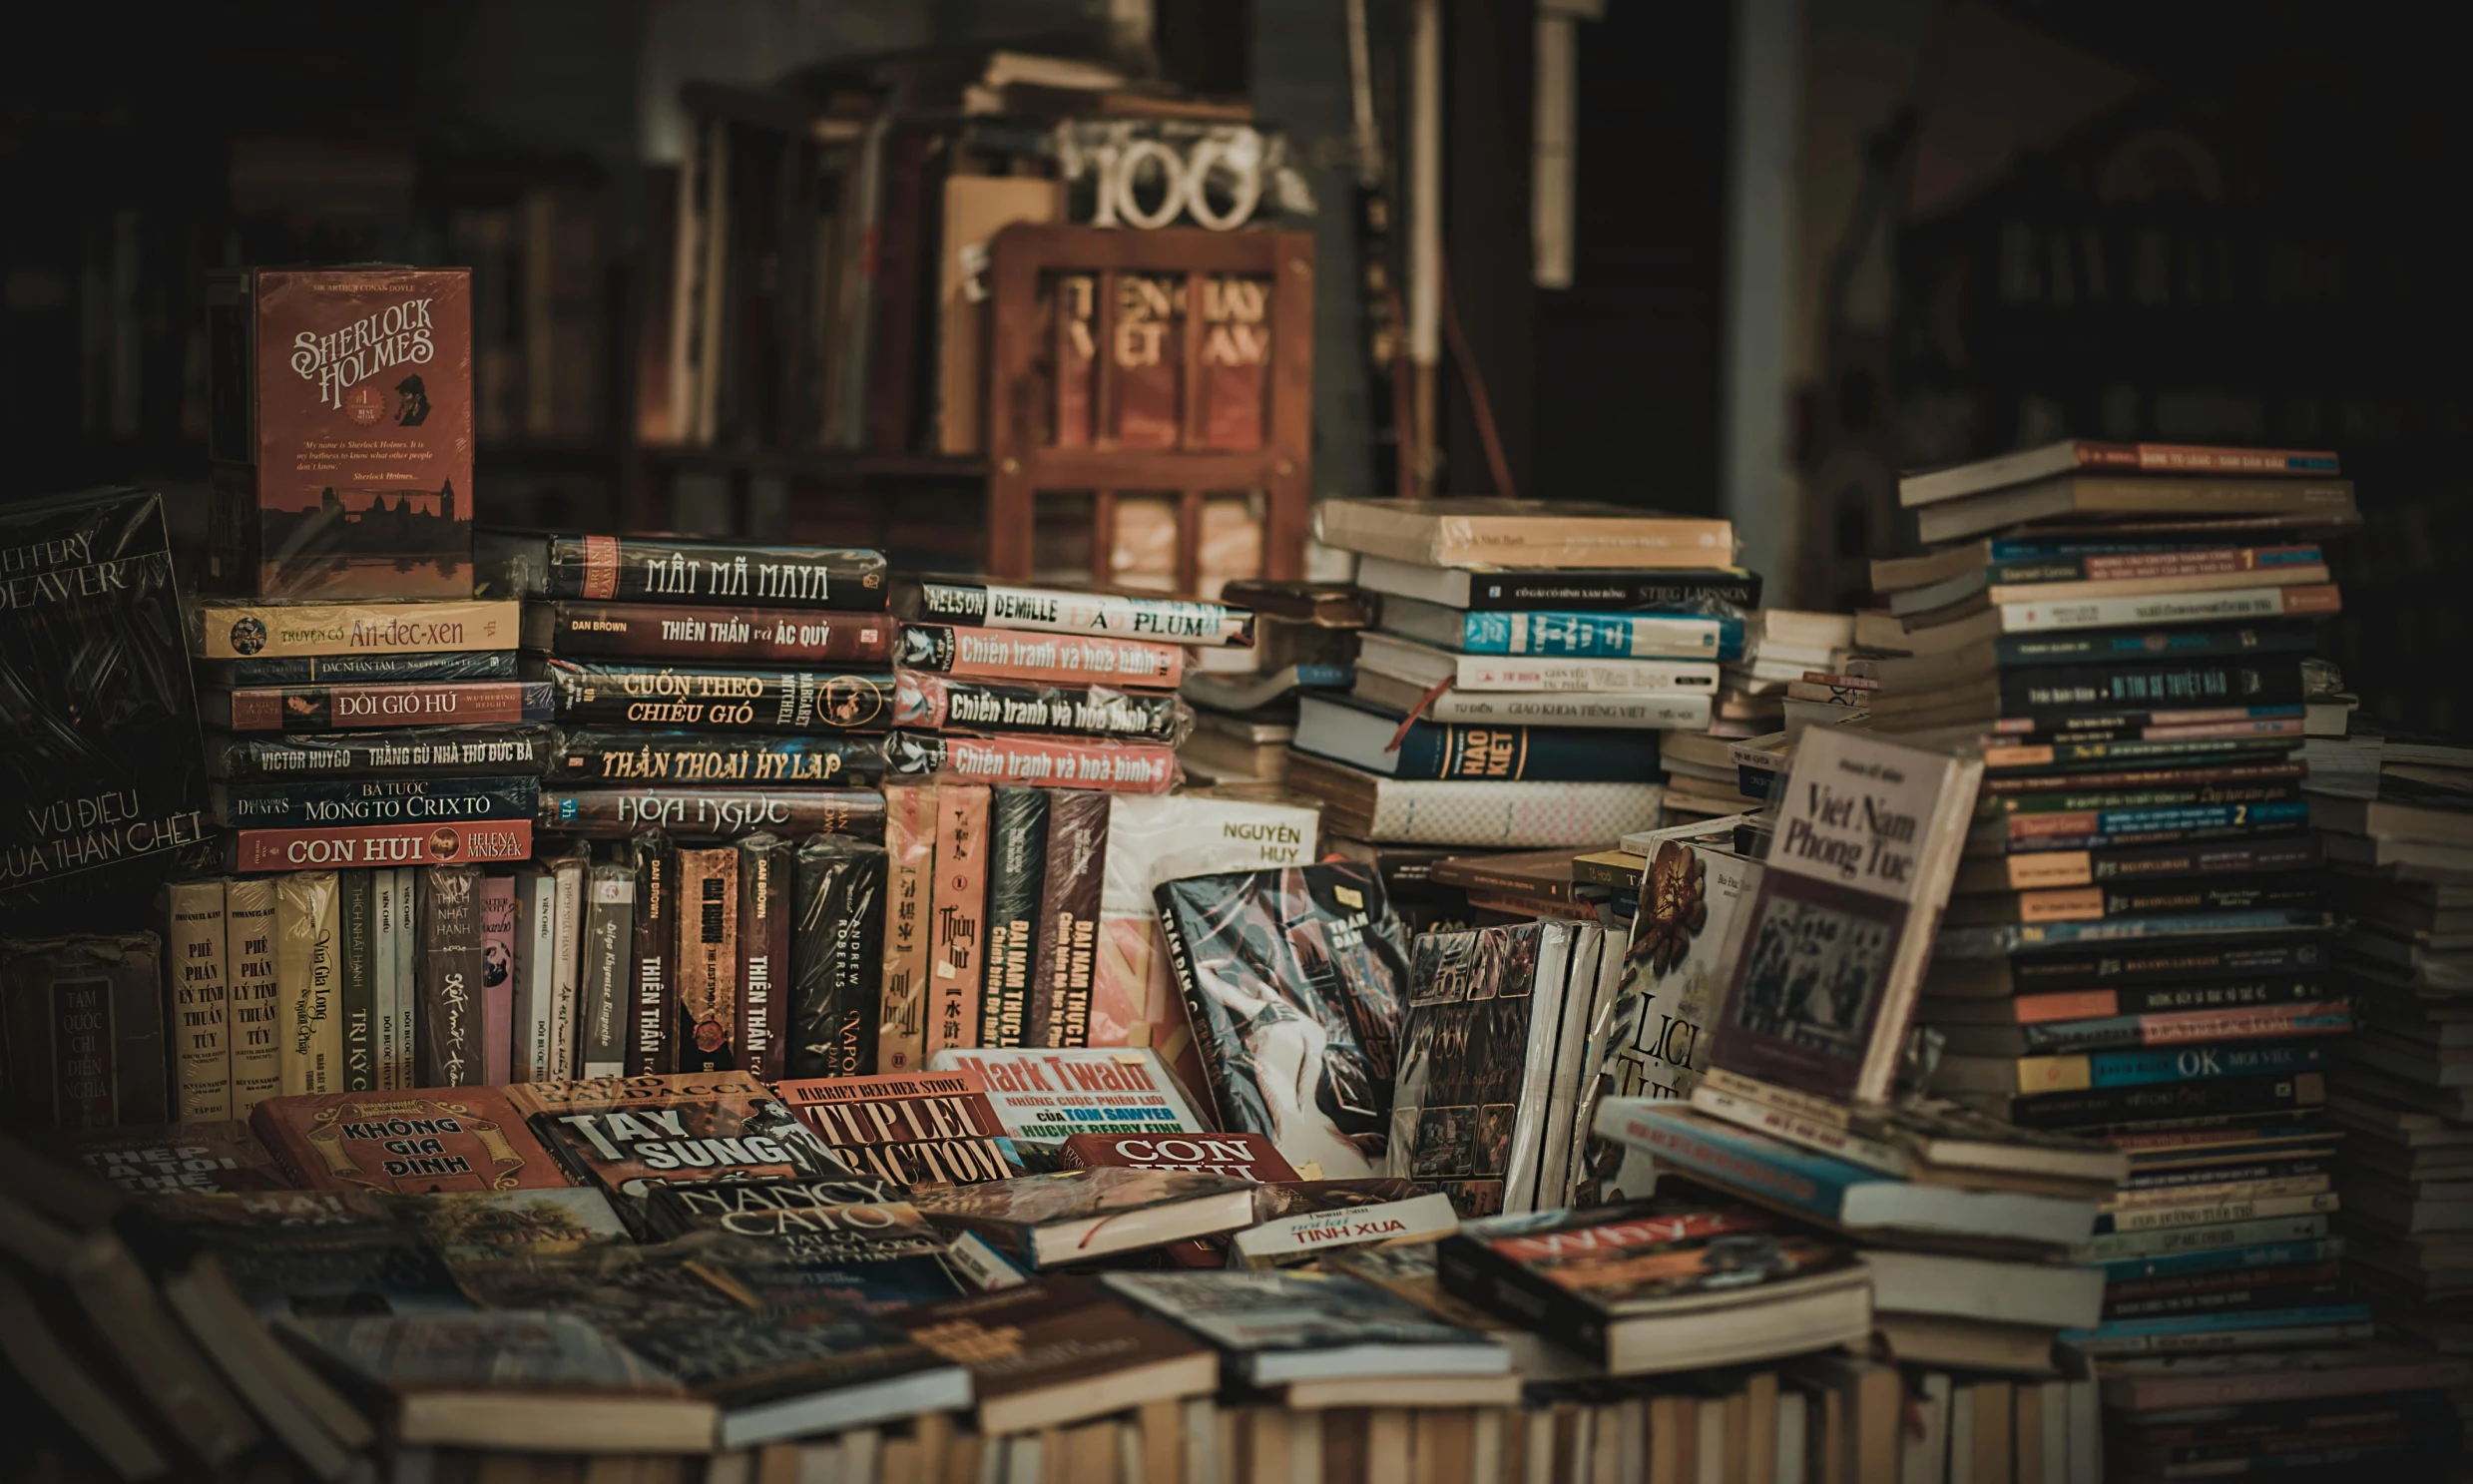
xmin=228 ymin=819 xmax=534 ymax=872
xmin=897 ymin=623 xmax=1186 ymax=689
xmin=223 ymin=681 xmax=551 ymax=731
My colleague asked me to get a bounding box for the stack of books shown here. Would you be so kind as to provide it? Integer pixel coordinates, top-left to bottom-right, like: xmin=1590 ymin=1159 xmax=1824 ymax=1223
xmin=1175 ymin=579 xmax=1366 ymax=785
xmin=1294 ymin=497 xmax=1751 ymax=851
xmin=2308 ymin=722 xmax=2473 ymax=1347
xmin=1711 ymin=609 xmax=1858 ymax=741
xmin=1861 ymin=439 xmax=2367 ymax=1358
xmin=2098 ymin=1346 xmax=2468 ymax=1477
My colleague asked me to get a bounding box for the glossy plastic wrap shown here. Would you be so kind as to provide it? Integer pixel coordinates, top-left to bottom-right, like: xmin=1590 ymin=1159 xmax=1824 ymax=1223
xmin=893 ymin=670 xmax=1194 ymax=743
xmin=882 ymin=731 xmax=1181 ymax=794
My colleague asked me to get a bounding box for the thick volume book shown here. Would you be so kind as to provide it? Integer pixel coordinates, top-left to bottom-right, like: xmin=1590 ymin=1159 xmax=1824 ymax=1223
xmin=896 ymin=579 xmax=1253 ymax=647
xmin=533 ymin=658 xmax=892 ymax=732
xmin=1313 ymin=498 xmax=1736 ymax=571
xmin=892 ymin=671 xmax=1190 ymax=741
xmin=893 ymin=622 xmax=1187 ymax=688
xmin=1350 ymin=554 xmax=1761 ymax=612
xmin=212 ymin=775 xmax=537 ymax=828
xmin=1356 ymin=631 xmax=1721 ymax=694
xmin=209 ymin=681 xmax=554 ymax=732
xmin=1154 ymin=863 xmax=1409 ymax=1179
xmin=783 ymin=835 xmax=888 ymax=1080
xmin=884 ymin=731 xmax=1181 ymax=794
xmin=1283 ymin=751 xmax=1665 ymax=849
xmin=1292 ymin=694 xmax=1662 ymax=781
xmin=1377 ymin=595 xmax=1743 ymax=661
xmin=522 ymin=601 xmax=891 ymax=663
xmin=197 ymin=649 xmax=516 ymax=687
xmin=544 ymin=535 xmax=888 ymax=609
xmin=553 ymin=729 xmax=878 ymax=786
xmin=206 ymin=727 xmax=554 ymax=781
xmin=188 ymin=599 xmax=518 ymax=661
xmin=540 ymin=786 xmax=885 ymax=840
xmin=772 ymin=1068 xmax=1023 ymax=1187
xmin=226 ymin=819 xmax=533 ymax=873
xmin=1703 ymin=726 xmax=1984 ymax=1103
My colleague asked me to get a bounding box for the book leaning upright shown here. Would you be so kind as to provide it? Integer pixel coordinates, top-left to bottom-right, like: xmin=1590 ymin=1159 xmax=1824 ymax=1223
xmin=1703 ymin=725 xmax=1984 ymax=1104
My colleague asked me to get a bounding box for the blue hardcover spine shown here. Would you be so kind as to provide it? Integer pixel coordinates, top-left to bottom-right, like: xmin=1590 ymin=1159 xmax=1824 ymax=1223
xmin=1458 ymin=611 xmax=1745 ymax=662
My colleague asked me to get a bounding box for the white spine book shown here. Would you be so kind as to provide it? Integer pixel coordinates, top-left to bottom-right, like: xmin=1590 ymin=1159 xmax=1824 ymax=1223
xmin=371 ymin=870 xmax=398 ymax=1090
xmin=511 ymin=868 xmax=559 ymax=1082
xmin=550 ymin=856 xmax=585 ymax=1079
xmin=391 ymin=867 xmax=417 ymax=1085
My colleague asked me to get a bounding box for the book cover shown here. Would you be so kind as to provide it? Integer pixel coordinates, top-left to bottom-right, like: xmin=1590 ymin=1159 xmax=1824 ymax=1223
xmin=276 ymin=1314 xmax=710 ymax=1439
xmin=895 ymin=580 xmax=1254 ymax=647
xmin=772 ymin=1068 xmax=1024 ymax=1188
xmin=0 ymin=489 xmax=217 ymax=933
xmin=68 ymin=1121 xmax=287 ymax=1194
xmin=783 ymin=835 xmax=887 ymax=1080
xmin=275 ymin=871 xmax=341 ymax=1096
xmin=627 ymin=832 xmax=674 ymax=1077
xmin=543 ymin=536 xmax=888 ymax=610
xmin=1705 ymin=727 xmax=1984 ymax=1103
xmin=1293 ymin=694 xmax=1665 ymax=782
xmin=1153 ymin=863 xmax=1409 ymax=1179
xmin=248 ymin=1086 xmax=574 ymax=1194
xmin=479 ymin=874 xmax=515 ymax=1086
xmin=206 ymin=726 xmax=554 ymax=781
xmin=533 ymin=658 xmax=892 ymax=733
xmin=225 ymin=817 xmax=535 ymax=873
xmin=523 ymin=601 xmax=891 ymax=664
xmin=158 ymin=880 xmax=235 ymax=1121
xmin=883 ymin=731 xmax=1182 ymax=794
xmin=204 ymin=267 xmax=475 ymax=601
xmin=415 ymin=865 xmax=485 ymax=1087
xmin=734 ymin=836 xmax=791 ymax=1081
xmin=1229 ymin=1181 xmax=1461 ymax=1266
xmin=651 ymin=1192 xmax=978 ymax=1314
xmin=224 ymin=877 xmax=284 ymax=1113
xmin=1059 ymin=1132 xmax=1299 ymax=1181
xmin=339 ymin=869 xmax=375 ymax=1092
xmin=892 ymin=672 xmax=1192 ymax=742
xmin=931 ymin=784 xmax=992 ymax=1054
xmin=197 ymin=650 xmax=516 ymax=687
xmin=213 ymin=680 xmax=553 ymax=732
xmin=674 ymin=848 xmax=740 ymax=1072
xmin=1027 ymin=790 xmax=1112 ymax=1045
xmin=189 ymin=599 xmax=516 ymax=661
xmin=877 ymin=784 xmax=937 ymax=1072
xmin=977 ymin=787 xmax=1050 ymax=1050
xmin=551 ymin=728 xmax=879 ymax=787
xmin=894 ymin=622 xmax=1187 ymax=689
xmin=541 ymin=785 xmax=886 ymax=842
xmin=1384 ymin=923 xmax=1568 ymax=1217
xmin=909 ymin=1166 xmax=1256 ymax=1261
xmin=1101 ymin=1270 xmax=1502 ymax=1382
xmin=1092 ymin=795 xmax=1323 ymax=1077
xmin=889 ymin=1276 xmax=1217 ymax=1428
xmin=577 ymin=861 xmax=637 ymax=1079
xmin=624 ymin=1304 xmax=966 ymax=1446
xmin=637 ymin=1173 xmax=913 ymax=1237
xmin=927 ymin=1047 xmax=1208 ymax=1146
xmin=0 ymin=932 xmax=169 ymax=1128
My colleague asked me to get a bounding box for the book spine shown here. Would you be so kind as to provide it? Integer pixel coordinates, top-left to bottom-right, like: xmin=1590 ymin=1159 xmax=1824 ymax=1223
xmin=626 ymin=833 xmax=675 ymax=1077
xmin=544 ymin=536 xmax=890 ymax=609
xmin=1992 ymin=623 xmax=2321 ymax=669
xmin=2000 ymin=585 xmax=2341 ymax=632
xmin=2026 ymin=976 xmax=2329 ymax=1022
xmin=527 ymin=601 xmax=893 ymax=663
xmin=220 ymin=877 xmax=282 ymax=1114
xmin=2003 ymin=940 xmax=2327 ymax=993
xmin=2013 ymin=1041 xmax=2327 ymax=1092
xmin=1154 ymin=883 xmax=1242 ymax=1133
xmin=537 ymin=660 xmax=894 ymax=732
xmin=272 ymin=871 xmax=338 ymax=1096
xmin=877 ymin=784 xmax=938 ymax=1072
xmin=538 ymin=786 xmax=887 ymax=841
xmin=2095 ymin=1193 xmax=2339 ymax=1235
xmin=479 ymin=873 xmax=516 ymax=1085
xmin=1458 ymin=611 xmax=1738 ymax=661
xmin=156 ymin=880 xmax=234 ymax=1121
xmin=579 ymin=861 xmax=637 ymax=1078
xmin=211 ymin=775 xmax=539 ymax=828
xmin=901 ymin=579 xmax=1253 ymax=647
xmin=225 ymin=818 xmax=535 ymax=873
xmin=1988 ymin=836 xmax=2322 ymax=889
xmin=1461 ymin=571 xmax=1763 ymax=611
xmin=735 ymin=835 xmax=789 ymax=1080
xmin=1981 ymin=736 xmax=2301 ymax=770
xmin=893 ymin=622 xmax=1189 ymax=688
xmin=2105 ymin=1174 xmax=2330 ymax=1213
xmin=1 ymin=936 xmax=168 ymax=1129
xmin=220 ymin=681 xmax=555 ymax=732
xmin=1685 ymin=1085 xmax=1911 ymax=1176
xmin=2096 ymin=1238 xmax=2339 ymax=1284
xmin=549 ymin=855 xmax=584 ymax=1079
xmin=551 ymin=729 xmax=880 ymax=787
xmin=2003 ymin=801 xmax=2310 ymax=843
xmin=372 ymin=867 xmax=400 ymax=1089
xmin=1451 ymin=656 xmax=1723 ymax=693
xmin=391 ymin=866 xmax=417 ymax=1084
xmin=1384 ymin=720 xmax=1663 ymax=783
xmin=207 ymin=726 xmax=555 ymax=781
xmin=674 ymin=847 xmax=741 ymax=1072
xmin=931 ymin=785 xmax=993 ymax=1053
xmin=1983 ymin=545 xmax=2321 ymax=585
xmin=1591 ymin=1101 xmax=1853 ymax=1222
xmin=2081 ymin=1214 xmax=2330 ymax=1261
xmin=1997 ymin=661 xmax=2303 ymax=716
xmin=1026 ymin=790 xmax=1110 ymax=1047
xmin=198 ymin=650 xmax=518 ymax=687
xmin=891 ymin=672 xmax=1192 ymax=742
xmin=2002 ymin=880 xmax=2322 ymax=923
xmin=190 ymin=599 xmax=520 ymax=660
xmin=785 ymin=836 xmax=889 ymax=1079
xmin=512 ymin=868 xmax=557 ymax=1080
xmin=1938 ymin=908 xmax=2329 ymax=959
xmin=338 ymin=869 xmax=375 ymax=1091
xmin=2003 ymin=1071 xmax=2323 ymax=1130
xmin=1418 ymin=691 xmax=1715 ymax=729
xmin=1353 ymin=778 xmax=1665 ymax=849
xmin=2011 ymin=1003 xmax=2345 ymax=1053
xmin=415 ymin=864 xmax=485 ymax=1086
xmin=884 ymin=731 xmax=1182 ymax=794
xmin=977 ymin=787 xmax=1050 ymax=1050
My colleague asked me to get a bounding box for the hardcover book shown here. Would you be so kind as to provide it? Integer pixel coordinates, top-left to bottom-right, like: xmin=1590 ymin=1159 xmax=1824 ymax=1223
xmin=883 ymin=731 xmax=1182 ymax=794
xmin=533 ymin=658 xmax=892 ymax=733
xmin=1153 ymin=863 xmax=1409 ymax=1179
xmin=890 ymin=1276 xmax=1219 ymax=1436
xmin=540 ymin=785 xmax=886 ymax=841
xmin=1100 ymin=1270 xmax=1506 ymax=1383
xmin=783 ymin=834 xmax=888 ymax=1079
xmin=1292 ymin=694 xmax=1664 ymax=782
xmin=894 ymin=622 xmax=1187 ymax=689
xmin=977 ymin=787 xmax=1049 ymax=1049
xmin=1027 ymin=790 xmax=1112 ymax=1045
xmin=206 ymin=726 xmax=554 ymax=781
xmin=910 ymin=1166 xmax=1258 ymax=1267
xmin=895 ymin=579 xmax=1254 ymax=647
xmin=523 ymin=602 xmax=891 ymax=663
xmin=1704 ymin=726 xmax=1984 ymax=1103
xmin=552 ymin=728 xmax=879 ymax=786
xmin=773 ymin=1068 xmax=1023 ymax=1188
xmin=928 ymin=1046 xmax=1209 ymax=1147
xmin=0 ymin=488 xmax=216 ymax=933
xmin=204 ymin=267 xmax=475 ymax=601
xmin=248 ymin=1086 xmax=574 ymax=1194
xmin=877 ymin=784 xmax=937 ymax=1072
xmin=892 ymin=672 xmax=1191 ymax=742
xmin=0 ymin=932 xmax=168 ymax=1128
xmin=543 ymin=536 xmax=888 ymax=610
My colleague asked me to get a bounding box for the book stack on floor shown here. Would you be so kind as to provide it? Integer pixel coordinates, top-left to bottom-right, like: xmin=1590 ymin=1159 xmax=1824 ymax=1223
xmin=1294 ymin=497 xmax=1752 ymax=852
xmin=1859 ymin=441 xmax=2369 ymax=1368
xmin=2308 ymin=724 xmax=2473 ymax=1351
xmin=1711 ymin=609 xmax=1859 ymax=741
xmin=1175 ymin=579 xmax=1367 ymax=785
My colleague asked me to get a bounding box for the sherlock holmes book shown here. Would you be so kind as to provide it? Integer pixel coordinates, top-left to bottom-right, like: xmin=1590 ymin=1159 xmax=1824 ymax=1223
xmin=0 ymin=488 xmax=217 ymax=934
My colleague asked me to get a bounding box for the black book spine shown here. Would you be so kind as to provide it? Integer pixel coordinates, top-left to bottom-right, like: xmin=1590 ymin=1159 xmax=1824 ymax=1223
xmin=538 ymin=786 xmax=886 ymax=841
xmin=1998 ymin=659 xmax=2305 ymax=717
xmin=552 ymin=728 xmax=882 ymax=786
xmin=206 ymin=727 xmax=555 ymax=781
xmin=545 ymin=536 xmax=889 ymax=610
xmin=524 ymin=601 xmax=894 ymax=664
xmin=786 ymin=836 xmax=889 ymax=1079
xmin=535 ymin=659 xmax=893 ymax=733
xmin=1463 ymin=571 xmax=1762 ymax=611
xmin=210 ymin=775 xmax=539 ymax=828
xmin=2092 ymin=882 xmax=2324 ymax=918
xmin=627 ymin=831 xmax=675 ymax=1077
xmin=2105 ymin=1278 xmax=2345 ymax=1319
xmin=198 ymin=651 xmax=519 ymax=687
xmin=2082 ymin=837 xmax=2324 ymax=881
xmin=1025 ymin=790 xmax=1111 ymax=1048
xmin=737 ymin=834 xmax=792 ymax=1082
xmin=415 ymin=864 xmax=485 ymax=1086
xmin=978 ymin=788 xmax=1050 ymax=1049
xmin=1433 ymin=1236 xmax=1611 ymax=1363
xmin=1992 ymin=622 xmax=2321 ymax=669
xmin=892 ymin=672 xmax=1191 ymax=742
xmin=2006 ymin=1070 xmax=2323 ymax=1130
xmin=2005 ymin=939 xmax=2329 ymax=992
xmin=338 ymin=870 xmax=374 ymax=1091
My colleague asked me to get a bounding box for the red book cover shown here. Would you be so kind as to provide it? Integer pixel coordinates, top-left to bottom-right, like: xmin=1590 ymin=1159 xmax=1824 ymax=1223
xmin=877 ymin=784 xmax=938 ymax=1073
xmin=773 ymin=1067 xmax=1022 ymax=1188
xmin=218 ymin=680 xmax=553 ymax=732
xmin=226 ymin=818 xmax=534 ymax=872
xmin=1112 ymin=273 xmax=1183 ymax=449
xmin=479 ymin=874 xmax=517 ymax=1085
xmin=1195 ymin=274 xmax=1267 ymax=449
xmin=893 ymin=623 xmax=1186 ymax=690
xmin=247 ymin=1086 xmax=575 ymax=1194
xmin=1059 ymin=1132 xmax=1299 ymax=1181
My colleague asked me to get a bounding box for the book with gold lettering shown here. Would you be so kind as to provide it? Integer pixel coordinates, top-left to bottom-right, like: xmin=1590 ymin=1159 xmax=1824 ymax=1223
xmin=248 ymin=1087 xmax=574 ymax=1194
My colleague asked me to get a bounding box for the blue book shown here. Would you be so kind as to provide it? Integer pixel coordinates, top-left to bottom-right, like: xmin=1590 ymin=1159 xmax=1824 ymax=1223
xmin=1384 ymin=595 xmax=1745 ymax=661
xmin=1938 ymin=908 xmax=2334 ymax=960
xmin=1291 ymin=694 xmax=1663 ymax=782
xmin=2065 ymin=801 xmax=2312 ymax=837
xmin=2095 ymin=1237 xmax=2340 ymax=1284
xmin=2034 ymin=1040 xmax=2329 ymax=1090
xmin=2061 ymin=1302 xmax=2370 ymax=1343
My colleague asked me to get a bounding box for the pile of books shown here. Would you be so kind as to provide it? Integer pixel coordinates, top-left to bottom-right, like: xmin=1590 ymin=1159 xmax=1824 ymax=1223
xmin=2308 ymin=721 xmax=2473 ymax=1348
xmin=1175 ymin=579 xmax=1366 ymax=785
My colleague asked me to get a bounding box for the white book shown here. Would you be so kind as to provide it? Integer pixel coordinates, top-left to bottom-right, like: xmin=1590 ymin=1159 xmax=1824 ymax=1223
xmin=391 ymin=867 xmax=417 ymax=1085
xmin=1351 ymin=668 xmax=1711 ymax=729
xmin=550 ymin=856 xmax=586 ymax=1079
xmin=1532 ymin=925 xmax=1603 ymax=1214
xmin=1355 ymin=630 xmax=1720 ymax=694
xmin=1499 ymin=922 xmax=1574 ymax=1216
xmin=372 ymin=870 xmax=398 ymax=1091
xmin=512 ymin=867 xmax=558 ymax=1082
xmin=1901 ymin=1371 xmax=1950 ymax=1484
xmin=1562 ymin=904 xmax=1637 ymax=1207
